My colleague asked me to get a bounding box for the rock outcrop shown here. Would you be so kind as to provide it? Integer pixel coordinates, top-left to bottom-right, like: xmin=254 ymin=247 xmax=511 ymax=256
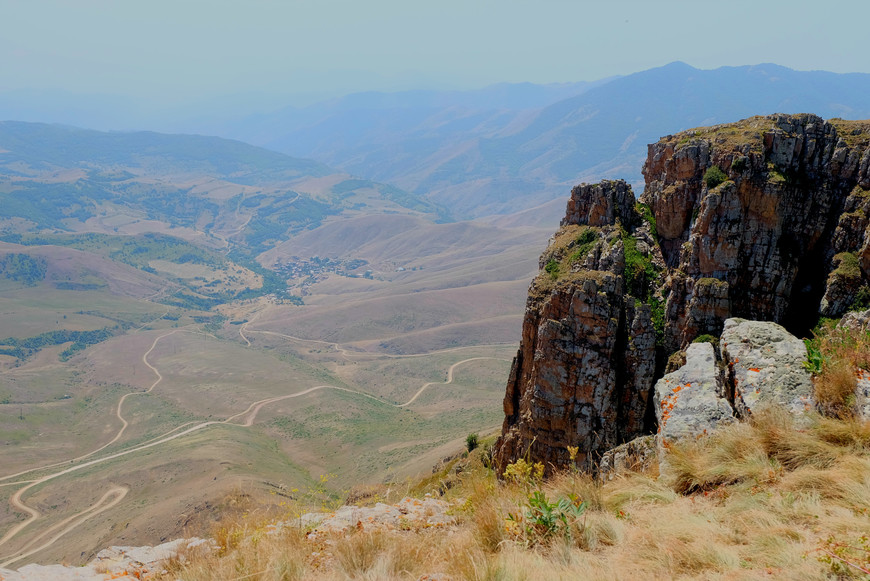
xmin=654 ymin=342 xmax=734 ymax=448
xmin=0 ymin=538 xmax=208 ymax=581
xmin=644 ymin=114 xmax=870 ymax=348
xmin=720 ymin=318 xmax=814 ymax=416
xmin=494 ymin=114 xmax=870 ymax=475
xmin=494 ymin=180 xmax=662 ymax=473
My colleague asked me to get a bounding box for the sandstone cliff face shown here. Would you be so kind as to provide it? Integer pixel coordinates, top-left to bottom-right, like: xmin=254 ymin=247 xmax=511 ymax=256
xmin=494 ymin=114 xmax=870 ymax=475
xmin=495 ymin=180 xmax=662 ymax=472
xmin=643 ymin=114 xmax=870 ymax=350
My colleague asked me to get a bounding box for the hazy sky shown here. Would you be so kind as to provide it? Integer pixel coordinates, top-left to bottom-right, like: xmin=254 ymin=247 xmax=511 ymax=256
xmin=2 ymin=0 xmax=867 ymax=105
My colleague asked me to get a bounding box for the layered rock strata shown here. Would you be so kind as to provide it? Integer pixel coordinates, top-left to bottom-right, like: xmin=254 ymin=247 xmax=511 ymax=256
xmin=494 ymin=180 xmax=663 ymax=472
xmin=643 ymin=114 xmax=870 ymax=349
xmin=495 ymin=114 xmax=870 ymax=475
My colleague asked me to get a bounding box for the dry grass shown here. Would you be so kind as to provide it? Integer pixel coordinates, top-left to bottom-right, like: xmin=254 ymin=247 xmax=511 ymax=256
xmin=156 ymin=323 xmax=870 ymax=580
xmin=810 ymin=320 xmax=870 ymax=418
xmin=158 ymin=411 xmax=870 ymax=580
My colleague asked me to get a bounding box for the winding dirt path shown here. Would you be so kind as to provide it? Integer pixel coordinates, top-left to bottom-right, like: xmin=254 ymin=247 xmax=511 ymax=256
xmin=0 ymin=383 xmax=372 ymax=556
xmin=0 ymin=328 xmax=508 ymax=564
xmin=100 ymin=330 xmax=180 ymax=451
xmin=397 ymin=357 xmax=507 ymax=407
xmin=0 ymin=486 xmax=128 ymax=568
xmin=0 ymin=330 xmax=180 ymax=485
xmin=238 ymin=309 xmax=266 ymax=348
xmin=242 ymin=325 xmax=513 ymax=360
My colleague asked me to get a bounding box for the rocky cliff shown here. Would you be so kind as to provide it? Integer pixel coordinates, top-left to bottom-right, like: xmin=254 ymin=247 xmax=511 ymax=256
xmin=494 ymin=114 xmax=870 ymax=474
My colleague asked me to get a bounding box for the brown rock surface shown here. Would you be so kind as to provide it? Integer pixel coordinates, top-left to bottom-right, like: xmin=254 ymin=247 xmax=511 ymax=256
xmin=495 ymin=181 xmax=661 ymax=473
xmin=642 ymin=114 xmax=870 ymax=350
xmin=495 ymin=114 xmax=870 ymax=475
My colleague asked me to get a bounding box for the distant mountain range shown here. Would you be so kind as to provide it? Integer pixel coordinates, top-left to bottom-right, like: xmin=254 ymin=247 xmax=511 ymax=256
xmin=221 ymin=62 xmax=870 ymax=217
xmin=3 ymin=63 xmax=870 ymax=220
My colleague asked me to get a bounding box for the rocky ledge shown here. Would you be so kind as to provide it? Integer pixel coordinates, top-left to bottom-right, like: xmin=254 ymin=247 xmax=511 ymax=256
xmin=0 ymin=539 xmax=208 ymax=581
xmin=495 ymin=114 xmax=870 ymax=475
xmin=0 ymin=497 xmax=455 ymax=581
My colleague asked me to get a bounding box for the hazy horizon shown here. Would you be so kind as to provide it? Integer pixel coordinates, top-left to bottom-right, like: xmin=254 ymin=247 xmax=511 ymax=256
xmin=3 ymin=0 xmax=869 ymax=113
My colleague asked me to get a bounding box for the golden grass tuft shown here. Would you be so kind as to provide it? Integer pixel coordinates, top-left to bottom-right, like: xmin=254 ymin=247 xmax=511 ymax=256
xmin=665 ymin=420 xmax=775 ymax=494
xmin=816 ymin=359 xmax=859 ymax=418
xmin=810 ymin=319 xmax=870 ymax=418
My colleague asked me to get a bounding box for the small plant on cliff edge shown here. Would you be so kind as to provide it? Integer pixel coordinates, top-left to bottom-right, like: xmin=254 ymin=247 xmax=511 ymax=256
xmin=703 ymin=165 xmax=728 ymax=189
xmin=466 ymin=432 xmax=479 ymax=453
xmin=692 ymin=334 xmax=719 ymax=349
xmin=635 ymin=202 xmax=658 ymax=239
xmin=506 ymin=491 xmax=588 ymax=546
xmin=849 ymin=285 xmax=870 ymax=312
xmin=567 ymin=227 xmax=600 ymax=265
xmin=622 ymin=232 xmax=656 ymax=299
xmin=503 ymin=458 xmax=544 ymax=486
xmin=805 ymin=320 xmax=870 ymax=418
xmin=621 ymin=229 xmax=665 ymax=346
xmin=545 ymin=259 xmax=560 ymax=280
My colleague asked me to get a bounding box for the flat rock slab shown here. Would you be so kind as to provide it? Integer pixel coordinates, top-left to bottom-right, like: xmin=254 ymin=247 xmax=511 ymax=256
xmin=654 ymin=342 xmax=735 ymax=447
xmin=720 ymin=318 xmax=814 ymax=416
xmin=0 ymin=538 xmax=207 ymax=581
xmin=270 ymin=496 xmax=454 ymax=536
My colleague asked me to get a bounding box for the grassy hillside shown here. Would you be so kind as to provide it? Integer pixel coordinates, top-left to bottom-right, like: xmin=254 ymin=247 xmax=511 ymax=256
xmin=0 ymin=122 xmax=442 ymax=255
xmin=150 ymin=325 xmax=870 ymax=581
xmin=135 ymin=305 xmax=870 ymax=581
xmin=0 ymin=120 xmax=554 ymax=568
xmin=0 ymin=207 xmax=541 ymax=566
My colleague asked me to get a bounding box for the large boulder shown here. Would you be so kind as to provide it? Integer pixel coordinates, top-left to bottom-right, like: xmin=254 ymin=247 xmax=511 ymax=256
xmin=653 ymin=342 xmax=735 ymax=448
xmin=720 ymin=318 xmax=814 ymax=416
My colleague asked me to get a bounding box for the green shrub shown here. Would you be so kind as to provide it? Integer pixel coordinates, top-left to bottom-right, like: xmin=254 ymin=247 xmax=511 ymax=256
xmin=634 ymin=203 xmax=658 ymax=239
xmin=544 ymin=259 xmax=560 ymax=280
xmin=649 ymin=297 xmax=665 ymax=347
xmin=803 ymin=339 xmax=825 ymax=375
xmin=692 ymin=333 xmax=719 ymax=350
xmin=849 ymin=285 xmax=870 ymax=312
xmin=703 ymin=165 xmax=728 ymax=189
xmin=564 ymin=228 xmax=601 ymax=267
xmin=576 ymin=227 xmax=597 ymax=246
xmin=507 ymin=490 xmax=588 ymax=545
xmin=466 ymin=433 xmax=479 ymax=453
xmin=833 ymin=252 xmax=861 ymax=280
xmin=622 ymin=233 xmax=656 ymax=300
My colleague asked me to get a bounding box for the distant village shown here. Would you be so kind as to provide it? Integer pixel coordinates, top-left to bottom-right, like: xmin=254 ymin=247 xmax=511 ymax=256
xmin=275 ymin=255 xmax=369 ymax=279
xmin=273 ymin=256 xmax=422 ymax=296
xmin=273 ymin=256 xmax=371 ymax=295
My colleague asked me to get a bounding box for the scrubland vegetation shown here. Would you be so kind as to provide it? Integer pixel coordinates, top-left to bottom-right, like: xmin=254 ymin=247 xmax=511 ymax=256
xmin=163 ymin=409 xmax=870 ymax=580
xmin=161 ymin=324 xmax=870 ymax=581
